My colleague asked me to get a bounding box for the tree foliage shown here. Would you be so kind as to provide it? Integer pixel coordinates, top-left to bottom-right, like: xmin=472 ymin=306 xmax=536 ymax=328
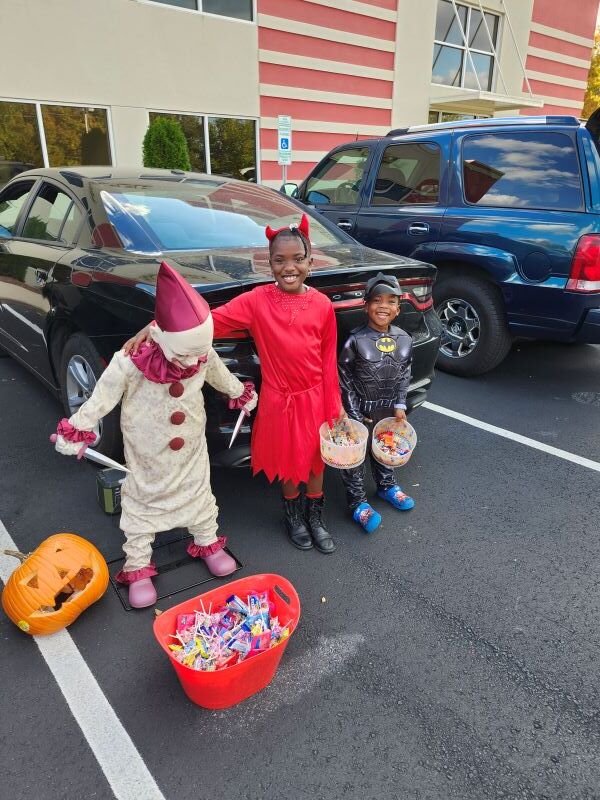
xmin=143 ymin=116 xmax=191 ymax=171
xmin=582 ymin=28 xmax=600 ymax=121
xmin=208 ymin=118 xmax=256 ymax=180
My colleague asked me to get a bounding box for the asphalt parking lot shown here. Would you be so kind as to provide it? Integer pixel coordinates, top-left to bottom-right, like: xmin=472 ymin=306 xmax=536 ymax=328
xmin=2 ymin=340 xmax=600 ymax=800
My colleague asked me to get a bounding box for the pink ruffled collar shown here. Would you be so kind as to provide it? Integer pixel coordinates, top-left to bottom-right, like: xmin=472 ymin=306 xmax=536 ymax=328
xmin=130 ymin=341 xmax=206 ymax=384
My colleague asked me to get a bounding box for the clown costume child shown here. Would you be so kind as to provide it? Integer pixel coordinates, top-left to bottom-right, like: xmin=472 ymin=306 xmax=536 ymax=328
xmin=52 ymin=261 xmax=257 ymax=608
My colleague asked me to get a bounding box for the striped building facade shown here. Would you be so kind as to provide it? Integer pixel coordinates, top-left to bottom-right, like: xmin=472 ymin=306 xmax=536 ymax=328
xmin=524 ymin=0 xmax=598 ymax=116
xmin=1 ymin=0 xmax=598 ymax=187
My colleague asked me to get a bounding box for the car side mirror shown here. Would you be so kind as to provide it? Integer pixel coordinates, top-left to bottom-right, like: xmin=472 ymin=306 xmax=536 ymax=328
xmin=306 ymin=190 xmax=330 ymax=206
xmin=280 ymin=182 xmax=299 ymax=198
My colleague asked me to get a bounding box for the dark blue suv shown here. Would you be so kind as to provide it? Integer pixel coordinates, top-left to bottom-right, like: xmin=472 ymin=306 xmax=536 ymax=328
xmin=287 ymin=114 xmax=600 ymax=376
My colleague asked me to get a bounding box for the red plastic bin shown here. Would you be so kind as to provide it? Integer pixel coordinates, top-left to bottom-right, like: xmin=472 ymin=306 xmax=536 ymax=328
xmin=153 ymin=573 xmax=301 ymax=709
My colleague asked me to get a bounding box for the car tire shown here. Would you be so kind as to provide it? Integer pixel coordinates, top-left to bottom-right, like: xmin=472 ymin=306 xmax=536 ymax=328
xmin=59 ymin=333 xmax=123 ymax=460
xmin=434 ymin=274 xmax=512 ymax=377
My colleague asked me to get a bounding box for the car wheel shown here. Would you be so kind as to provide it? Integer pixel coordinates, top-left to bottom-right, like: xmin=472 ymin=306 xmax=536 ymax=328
xmin=434 ymin=275 xmax=512 ymax=376
xmin=59 ymin=333 xmax=123 ymax=459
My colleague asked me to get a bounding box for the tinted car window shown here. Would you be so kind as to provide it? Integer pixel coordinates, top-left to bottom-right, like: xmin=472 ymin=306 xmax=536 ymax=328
xmin=60 ymin=201 xmax=84 ymax=243
xmin=371 ymin=143 xmax=441 ymax=206
xmin=0 ymin=180 xmax=35 ymax=237
xmin=101 ymin=180 xmax=342 ymax=253
xmin=462 ymin=131 xmax=583 ymax=210
xmin=22 ymin=183 xmax=76 ymax=241
xmin=303 ymin=147 xmax=369 ymax=206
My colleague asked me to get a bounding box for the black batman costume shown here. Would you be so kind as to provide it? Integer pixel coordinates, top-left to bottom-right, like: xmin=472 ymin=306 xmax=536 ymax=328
xmin=338 ymin=276 xmax=413 ymax=511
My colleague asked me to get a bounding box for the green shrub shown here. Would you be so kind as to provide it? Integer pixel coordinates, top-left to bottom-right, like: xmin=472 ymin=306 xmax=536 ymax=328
xmin=142 ymin=116 xmax=191 ymax=171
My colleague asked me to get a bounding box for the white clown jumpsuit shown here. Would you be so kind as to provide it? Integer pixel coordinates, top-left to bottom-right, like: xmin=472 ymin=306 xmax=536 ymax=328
xmin=67 ymin=349 xmax=246 ymax=573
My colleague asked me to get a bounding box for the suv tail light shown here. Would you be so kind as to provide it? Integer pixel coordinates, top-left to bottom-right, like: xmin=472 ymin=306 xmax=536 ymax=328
xmin=567 ymin=235 xmax=600 ymax=292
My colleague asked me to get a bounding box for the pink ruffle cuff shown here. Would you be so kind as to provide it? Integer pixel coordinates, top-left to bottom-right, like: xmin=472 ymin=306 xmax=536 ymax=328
xmin=187 ymin=536 xmax=227 ymax=558
xmin=228 ymin=382 xmax=255 ymax=411
xmin=56 ymin=418 xmax=97 ymax=444
xmin=115 ymin=565 xmax=158 ymax=584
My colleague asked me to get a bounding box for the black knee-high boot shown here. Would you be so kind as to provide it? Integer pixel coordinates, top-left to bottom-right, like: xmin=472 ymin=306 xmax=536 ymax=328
xmin=305 ymin=495 xmax=336 ymax=554
xmin=283 ymin=495 xmax=313 ymax=550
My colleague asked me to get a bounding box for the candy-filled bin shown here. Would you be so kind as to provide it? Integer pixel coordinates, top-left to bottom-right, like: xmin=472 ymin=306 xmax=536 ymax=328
xmin=319 ymin=419 xmax=368 ymax=469
xmin=371 ymin=418 xmax=417 ymax=467
xmin=153 ymin=574 xmax=300 ymax=709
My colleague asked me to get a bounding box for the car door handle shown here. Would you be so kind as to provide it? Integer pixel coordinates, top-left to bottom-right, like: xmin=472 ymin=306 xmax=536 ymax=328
xmin=408 ymin=222 xmax=429 ymax=235
xmin=337 ymin=220 xmax=353 ymax=231
xmin=35 ymin=269 xmax=49 ymax=285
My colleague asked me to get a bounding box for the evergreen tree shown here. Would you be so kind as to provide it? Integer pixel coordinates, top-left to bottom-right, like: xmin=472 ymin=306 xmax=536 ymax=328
xmin=143 ymin=117 xmax=191 ymax=171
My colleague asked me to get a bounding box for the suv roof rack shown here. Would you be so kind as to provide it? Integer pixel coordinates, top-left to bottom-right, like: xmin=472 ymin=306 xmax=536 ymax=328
xmin=387 ymin=115 xmax=580 ymax=137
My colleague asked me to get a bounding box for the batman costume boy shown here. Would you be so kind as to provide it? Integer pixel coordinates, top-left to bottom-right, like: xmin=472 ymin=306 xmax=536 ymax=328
xmin=338 ymin=272 xmax=415 ymax=532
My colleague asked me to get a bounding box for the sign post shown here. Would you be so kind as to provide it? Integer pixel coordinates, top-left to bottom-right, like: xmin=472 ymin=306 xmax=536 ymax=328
xmin=277 ymin=115 xmax=292 ymax=186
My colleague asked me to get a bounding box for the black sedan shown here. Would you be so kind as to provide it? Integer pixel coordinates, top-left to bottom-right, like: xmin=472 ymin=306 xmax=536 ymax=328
xmin=0 ymin=167 xmax=440 ymax=464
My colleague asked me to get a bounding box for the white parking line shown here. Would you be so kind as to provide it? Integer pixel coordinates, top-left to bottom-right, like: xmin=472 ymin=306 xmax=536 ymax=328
xmin=0 ymin=520 xmax=166 ymax=800
xmin=423 ymin=401 xmax=600 ymax=474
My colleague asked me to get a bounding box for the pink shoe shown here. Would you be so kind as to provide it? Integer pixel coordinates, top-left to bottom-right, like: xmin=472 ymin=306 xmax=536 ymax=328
xmin=202 ymin=549 xmax=237 ymax=577
xmin=128 ymin=578 xmax=157 ymax=609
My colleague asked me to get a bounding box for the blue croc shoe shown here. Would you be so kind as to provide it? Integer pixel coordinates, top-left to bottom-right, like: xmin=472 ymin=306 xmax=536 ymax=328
xmin=352 ymin=502 xmax=382 ymax=533
xmin=378 ymin=485 xmax=415 ymax=511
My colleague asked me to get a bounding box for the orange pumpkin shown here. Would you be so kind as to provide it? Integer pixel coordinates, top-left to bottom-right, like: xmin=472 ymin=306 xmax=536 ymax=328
xmin=2 ymin=533 xmax=109 ymax=635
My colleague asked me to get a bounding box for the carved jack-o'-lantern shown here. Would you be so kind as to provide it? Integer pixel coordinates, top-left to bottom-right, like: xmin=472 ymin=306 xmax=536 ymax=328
xmin=2 ymin=533 xmax=109 ymax=635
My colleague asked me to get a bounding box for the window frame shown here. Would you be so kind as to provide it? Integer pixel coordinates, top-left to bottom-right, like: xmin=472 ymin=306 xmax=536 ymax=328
xmin=0 ymin=97 xmax=115 ymax=170
xmin=459 ymin=130 xmax=585 ymax=213
xmin=135 ymin=0 xmax=256 ymax=24
xmin=432 ymin=0 xmax=500 ymax=92
xmin=17 ymin=179 xmax=85 ymax=246
xmin=368 ymin=141 xmax=443 ymax=208
xmin=300 ymin=145 xmax=372 ymax=209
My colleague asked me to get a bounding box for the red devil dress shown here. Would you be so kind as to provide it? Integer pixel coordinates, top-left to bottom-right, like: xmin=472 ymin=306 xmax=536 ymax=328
xmin=213 ymin=284 xmax=341 ymax=485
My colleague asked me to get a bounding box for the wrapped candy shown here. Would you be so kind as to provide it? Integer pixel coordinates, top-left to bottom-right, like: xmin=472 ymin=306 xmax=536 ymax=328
xmin=168 ymin=590 xmax=292 ymax=672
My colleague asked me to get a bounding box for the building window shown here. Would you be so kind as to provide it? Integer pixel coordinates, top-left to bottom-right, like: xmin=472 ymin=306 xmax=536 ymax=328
xmin=428 ymin=110 xmax=490 ymax=124
xmin=147 ymin=0 xmax=253 ymax=21
xmin=432 ymin=0 xmax=499 ymax=91
xmin=0 ymin=102 xmax=44 ymax=180
xmin=208 ymin=117 xmax=257 ymax=181
xmin=149 ymin=111 xmax=257 ymax=181
xmin=462 ymin=131 xmax=583 ymax=211
xmin=148 ymin=112 xmax=207 ymax=172
xmin=0 ymin=99 xmax=112 ymax=178
xmin=42 ymin=106 xmax=111 ymax=167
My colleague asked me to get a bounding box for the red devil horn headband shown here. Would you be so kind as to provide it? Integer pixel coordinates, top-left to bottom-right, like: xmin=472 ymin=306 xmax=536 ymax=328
xmin=265 ymin=213 xmax=310 ymax=242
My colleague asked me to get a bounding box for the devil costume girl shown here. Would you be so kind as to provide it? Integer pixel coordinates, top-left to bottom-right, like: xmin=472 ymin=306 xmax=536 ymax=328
xmin=211 ymin=216 xmax=341 ymax=487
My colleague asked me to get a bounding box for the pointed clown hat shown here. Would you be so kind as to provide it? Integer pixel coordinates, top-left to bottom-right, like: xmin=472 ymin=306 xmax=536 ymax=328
xmin=152 ymin=261 xmax=214 ymax=358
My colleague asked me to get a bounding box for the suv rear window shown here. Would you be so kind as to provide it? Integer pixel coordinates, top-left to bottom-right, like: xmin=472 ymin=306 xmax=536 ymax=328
xmin=462 ymin=131 xmax=583 ymax=211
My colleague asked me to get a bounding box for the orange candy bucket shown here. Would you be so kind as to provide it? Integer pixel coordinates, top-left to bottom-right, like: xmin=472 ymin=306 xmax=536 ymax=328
xmin=153 ymin=574 xmax=300 ymax=709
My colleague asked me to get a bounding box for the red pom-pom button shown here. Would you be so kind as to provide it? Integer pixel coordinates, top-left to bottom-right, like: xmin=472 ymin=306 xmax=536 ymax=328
xmin=169 ymin=382 xmax=184 ymax=398
xmin=169 ymin=437 xmax=185 ymax=451
xmin=170 ymin=411 xmax=185 ymax=425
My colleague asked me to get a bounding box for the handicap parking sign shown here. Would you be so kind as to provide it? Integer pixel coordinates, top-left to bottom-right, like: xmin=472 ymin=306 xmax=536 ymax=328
xmin=280 ymin=137 xmax=289 ymax=150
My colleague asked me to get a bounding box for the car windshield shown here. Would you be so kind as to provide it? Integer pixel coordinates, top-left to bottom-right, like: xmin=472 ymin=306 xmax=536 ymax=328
xmin=100 ymin=179 xmax=342 ymax=254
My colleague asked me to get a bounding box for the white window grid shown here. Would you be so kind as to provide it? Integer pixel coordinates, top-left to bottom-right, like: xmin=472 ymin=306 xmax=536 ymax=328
xmin=0 ymin=97 xmax=115 ymax=169
xmin=432 ymin=0 xmax=502 ymax=93
xmin=136 ymin=0 xmax=256 ymax=24
xmin=147 ymin=109 xmax=261 ymax=184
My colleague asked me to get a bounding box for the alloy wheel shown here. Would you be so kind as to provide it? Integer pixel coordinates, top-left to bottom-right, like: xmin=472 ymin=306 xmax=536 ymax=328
xmin=65 ymin=355 xmax=102 ymax=440
xmin=436 ymin=298 xmax=481 ymax=359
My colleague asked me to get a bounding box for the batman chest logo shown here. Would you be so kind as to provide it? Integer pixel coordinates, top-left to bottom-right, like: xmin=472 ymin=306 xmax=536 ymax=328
xmin=376 ymin=336 xmax=396 ymax=353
